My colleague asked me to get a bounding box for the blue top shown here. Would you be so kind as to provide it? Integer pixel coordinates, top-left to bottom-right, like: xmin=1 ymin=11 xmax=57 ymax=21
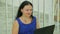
xmin=16 ymin=16 xmax=36 ymax=34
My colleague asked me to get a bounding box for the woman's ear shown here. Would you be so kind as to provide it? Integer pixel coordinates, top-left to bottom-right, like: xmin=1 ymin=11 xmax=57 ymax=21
xmin=21 ymin=9 xmax=23 ymax=12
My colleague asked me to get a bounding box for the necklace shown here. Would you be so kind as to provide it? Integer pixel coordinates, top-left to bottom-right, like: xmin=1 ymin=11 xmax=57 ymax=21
xmin=21 ymin=17 xmax=32 ymax=24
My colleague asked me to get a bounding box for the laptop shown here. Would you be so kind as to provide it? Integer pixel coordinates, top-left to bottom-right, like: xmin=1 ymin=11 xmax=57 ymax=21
xmin=34 ymin=25 xmax=55 ymax=34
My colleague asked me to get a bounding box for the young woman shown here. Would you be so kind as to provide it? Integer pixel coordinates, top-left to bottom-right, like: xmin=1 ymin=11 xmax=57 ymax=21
xmin=12 ymin=1 xmax=40 ymax=34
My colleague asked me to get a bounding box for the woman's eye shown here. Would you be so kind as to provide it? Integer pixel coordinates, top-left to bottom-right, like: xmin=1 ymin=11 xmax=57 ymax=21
xmin=26 ymin=9 xmax=32 ymax=11
xmin=30 ymin=9 xmax=32 ymax=11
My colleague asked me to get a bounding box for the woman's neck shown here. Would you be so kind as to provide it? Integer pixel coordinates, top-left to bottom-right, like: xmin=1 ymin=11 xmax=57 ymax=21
xmin=21 ymin=15 xmax=31 ymax=20
xmin=20 ymin=15 xmax=32 ymax=23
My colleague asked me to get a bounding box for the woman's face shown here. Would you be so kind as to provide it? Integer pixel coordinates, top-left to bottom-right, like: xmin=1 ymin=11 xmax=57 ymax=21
xmin=21 ymin=4 xmax=33 ymax=17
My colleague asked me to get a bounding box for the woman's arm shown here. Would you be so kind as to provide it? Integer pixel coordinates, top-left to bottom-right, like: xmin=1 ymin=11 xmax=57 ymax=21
xmin=12 ymin=20 xmax=19 ymax=34
xmin=36 ymin=18 xmax=40 ymax=29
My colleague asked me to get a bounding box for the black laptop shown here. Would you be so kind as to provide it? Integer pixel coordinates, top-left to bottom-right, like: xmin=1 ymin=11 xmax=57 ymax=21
xmin=34 ymin=25 xmax=55 ymax=34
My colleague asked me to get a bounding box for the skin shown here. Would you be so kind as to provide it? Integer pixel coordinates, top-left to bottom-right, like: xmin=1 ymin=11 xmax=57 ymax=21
xmin=12 ymin=4 xmax=40 ymax=34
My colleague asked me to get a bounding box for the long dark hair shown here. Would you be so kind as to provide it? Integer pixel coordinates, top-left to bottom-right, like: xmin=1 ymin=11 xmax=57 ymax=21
xmin=16 ymin=1 xmax=33 ymax=19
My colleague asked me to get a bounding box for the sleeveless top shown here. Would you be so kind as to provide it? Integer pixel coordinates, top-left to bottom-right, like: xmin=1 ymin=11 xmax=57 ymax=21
xmin=16 ymin=16 xmax=36 ymax=34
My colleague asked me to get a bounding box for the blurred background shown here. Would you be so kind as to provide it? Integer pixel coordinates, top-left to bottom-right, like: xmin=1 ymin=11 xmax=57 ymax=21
xmin=0 ymin=0 xmax=60 ymax=34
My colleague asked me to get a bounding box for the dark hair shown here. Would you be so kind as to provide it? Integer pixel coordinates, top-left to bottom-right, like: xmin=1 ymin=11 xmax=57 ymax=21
xmin=16 ymin=1 xmax=33 ymax=19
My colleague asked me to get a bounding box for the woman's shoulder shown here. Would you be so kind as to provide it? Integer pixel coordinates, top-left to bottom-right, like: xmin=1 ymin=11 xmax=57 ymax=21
xmin=33 ymin=16 xmax=36 ymax=19
xmin=13 ymin=20 xmax=19 ymax=27
xmin=32 ymin=16 xmax=37 ymax=21
xmin=16 ymin=17 xmax=19 ymax=20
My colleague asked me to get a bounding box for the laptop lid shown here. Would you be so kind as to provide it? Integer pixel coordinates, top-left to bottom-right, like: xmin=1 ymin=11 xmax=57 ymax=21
xmin=34 ymin=25 xmax=55 ymax=34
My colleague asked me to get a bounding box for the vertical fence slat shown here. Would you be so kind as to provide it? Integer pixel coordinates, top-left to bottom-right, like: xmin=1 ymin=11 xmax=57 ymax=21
xmin=5 ymin=0 xmax=8 ymax=34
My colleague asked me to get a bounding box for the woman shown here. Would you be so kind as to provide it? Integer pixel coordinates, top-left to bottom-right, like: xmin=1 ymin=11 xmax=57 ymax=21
xmin=12 ymin=1 xmax=40 ymax=34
